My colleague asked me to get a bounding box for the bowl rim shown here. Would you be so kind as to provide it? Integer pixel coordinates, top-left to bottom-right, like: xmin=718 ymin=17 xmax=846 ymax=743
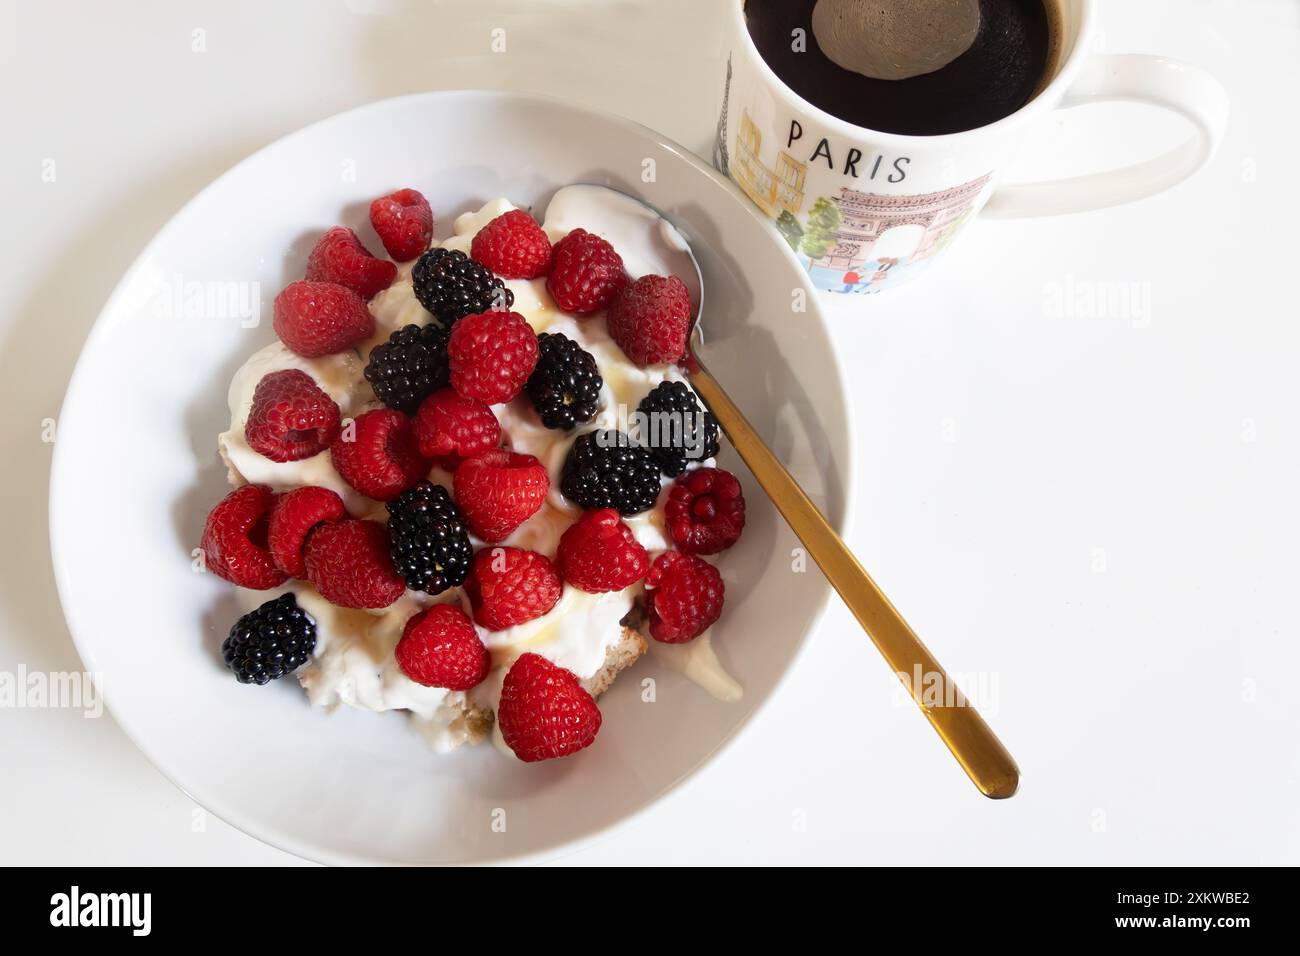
xmin=48 ymin=88 xmax=858 ymax=866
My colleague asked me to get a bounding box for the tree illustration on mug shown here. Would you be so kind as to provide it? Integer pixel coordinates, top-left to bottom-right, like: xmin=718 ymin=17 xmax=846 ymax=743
xmin=776 ymin=210 xmax=804 ymax=252
xmin=800 ymin=196 xmax=842 ymax=259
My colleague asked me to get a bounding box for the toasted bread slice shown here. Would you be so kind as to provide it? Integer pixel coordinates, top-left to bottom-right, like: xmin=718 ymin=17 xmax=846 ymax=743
xmin=581 ymin=626 xmax=649 ymax=698
xmin=450 ymin=703 xmax=494 ymax=747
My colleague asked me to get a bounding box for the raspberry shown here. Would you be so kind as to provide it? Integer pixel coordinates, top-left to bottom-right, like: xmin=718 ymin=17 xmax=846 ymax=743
xmin=394 ymin=604 xmax=490 ymax=690
xmin=386 ymin=481 xmax=473 ymax=594
xmin=636 ymin=380 xmax=720 ymax=476
xmin=665 ymin=467 xmax=746 ymax=555
xmin=448 ymin=309 xmax=539 ymax=404
xmin=607 ymin=274 xmax=692 ymax=366
xmin=546 ymin=228 xmax=627 ymax=315
xmin=412 ymin=247 xmax=513 ymax=325
xmin=200 ymin=484 xmax=287 ymax=589
xmin=559 ymin=429 xmax=661 ymax=516
xmin=464 ymin=547 xmax=562 ymax=630
xmin=470 ymin=209 xmax=553 ymax=279
xmin=303 ymin=519 xmax=406 ymax=609
xmin=369 ymin=188 xmax=434 ymax=262
xmin=644 ymin=551 xmax=724 ymax=643
xmin=330 ymin=408 xmax=428 ymax=501
xmin=555 ymin=508 xmax=648 ymax=593
xmin=413 ymin=387 xmax=500 ymax=469
xmin=304 ymin=226 xmax=397 ymax=300
xmin=452 ymin=449 xmax=549 ymax=543
xmin=498 ymin=653 xmax=601 ymax=763
xmin=267 ymin=486 xmax=346 ymax=577
xmin=273 ymin=280 xmax=375 ymax=358
xmin=525 ymin=332 xmax=602 ymax=430
xmin=244 ymin=369 xmax=342 ymax=463
xmin=222 ymin=593 xmax=317 ymax=685
xmin=363 ymin=322 xmax=451 ymax=415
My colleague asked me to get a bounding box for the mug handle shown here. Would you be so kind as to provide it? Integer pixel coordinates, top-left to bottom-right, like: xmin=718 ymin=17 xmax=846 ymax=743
xmin=983 ymin=54 xmax=1229 ymax=218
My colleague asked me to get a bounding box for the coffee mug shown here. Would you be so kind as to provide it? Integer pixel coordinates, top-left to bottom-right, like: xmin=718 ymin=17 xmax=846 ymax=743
xmin=713 ymin=0 xmax=1229 ymax=295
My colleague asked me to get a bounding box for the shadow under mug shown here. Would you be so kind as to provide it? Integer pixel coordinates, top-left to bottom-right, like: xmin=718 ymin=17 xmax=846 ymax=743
xmin=713 ymin=0 xmax=1229 ymax=295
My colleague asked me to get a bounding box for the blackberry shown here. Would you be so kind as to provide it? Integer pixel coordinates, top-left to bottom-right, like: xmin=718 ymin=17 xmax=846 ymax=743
xmin=411 ymin=247 xmax=513 ymax=325
xmin=386 ymin=481 xmax=473 ymax=594
xmin=363 ymin=322 xmax=451 ymax=415
xmin=222 ymin=593 xmax=316 ymax=685
xmin=525 ymin=332 xmax=603 ymax=430
xmin=560 ymin=429 xmax=662 ymax=516
xmin=635 ymin=381 xmax=721 ymax=476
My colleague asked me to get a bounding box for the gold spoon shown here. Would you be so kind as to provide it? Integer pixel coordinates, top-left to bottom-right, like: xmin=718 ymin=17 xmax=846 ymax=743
xmin=582 ymin=185 xmax=1020 ymax=798
xmin=687 ymin=341 xmax=1019 ymax=799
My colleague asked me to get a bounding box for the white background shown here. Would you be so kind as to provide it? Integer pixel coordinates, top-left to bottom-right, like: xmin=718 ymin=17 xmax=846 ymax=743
xmin=3 ymin=0 xmax=1297 ymax=865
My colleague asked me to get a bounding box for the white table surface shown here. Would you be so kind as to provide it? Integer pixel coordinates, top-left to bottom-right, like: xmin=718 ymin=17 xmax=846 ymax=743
xmin=3 ymin=0 xmax=1297 ymax=866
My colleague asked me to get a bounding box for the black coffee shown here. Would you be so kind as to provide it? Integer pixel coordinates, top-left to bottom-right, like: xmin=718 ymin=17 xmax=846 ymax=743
xmin=745 ymin=0 xmax=1059 ymax=136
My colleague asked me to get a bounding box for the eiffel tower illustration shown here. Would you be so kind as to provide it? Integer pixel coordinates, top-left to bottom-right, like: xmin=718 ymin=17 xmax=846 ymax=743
xmin=713 ymin=55 xmax=732 ymax=175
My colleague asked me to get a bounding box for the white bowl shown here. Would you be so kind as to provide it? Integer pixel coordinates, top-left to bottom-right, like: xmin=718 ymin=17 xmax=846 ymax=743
xmin=50 ymin=91 xmax=853 ymax=865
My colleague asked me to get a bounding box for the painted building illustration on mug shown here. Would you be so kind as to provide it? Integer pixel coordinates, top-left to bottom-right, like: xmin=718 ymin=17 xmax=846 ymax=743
xmin=731 ymin=107 xmax=992 ymax=293
xmin=733 ymin=110 xmax=807 ymax=217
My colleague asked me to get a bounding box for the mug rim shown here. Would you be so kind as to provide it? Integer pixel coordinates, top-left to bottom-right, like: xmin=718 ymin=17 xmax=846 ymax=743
xmin=727 ymin=0 xmax=1095 ymax=146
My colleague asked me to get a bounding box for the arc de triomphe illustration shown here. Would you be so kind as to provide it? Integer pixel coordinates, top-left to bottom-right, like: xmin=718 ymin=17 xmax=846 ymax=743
xmin=810 ymin=175 xmax=992 ymax=275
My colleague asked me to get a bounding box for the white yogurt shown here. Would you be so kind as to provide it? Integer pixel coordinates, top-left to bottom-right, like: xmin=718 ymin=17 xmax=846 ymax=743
xmin=219 ymin=191 xmax=741 ymax=750
xmin=216 ymin=343 xmax=375 ymax=512
xmin=649 ymin=632 xmax=743 ymax=703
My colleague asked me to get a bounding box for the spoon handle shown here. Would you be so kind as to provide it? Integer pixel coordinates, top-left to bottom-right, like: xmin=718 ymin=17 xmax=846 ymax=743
xmin=687 ymin=357 xmax=1020 ymax=799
